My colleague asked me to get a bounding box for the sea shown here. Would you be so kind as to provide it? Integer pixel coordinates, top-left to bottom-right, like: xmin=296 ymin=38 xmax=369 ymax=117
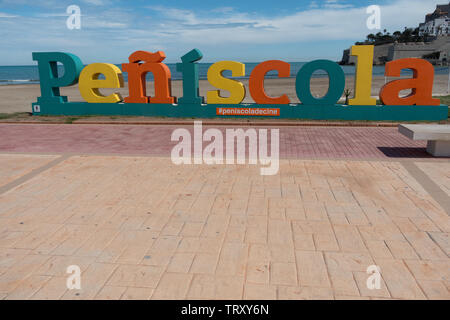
xmin=0 ymin=63 xmax=449 ymax=85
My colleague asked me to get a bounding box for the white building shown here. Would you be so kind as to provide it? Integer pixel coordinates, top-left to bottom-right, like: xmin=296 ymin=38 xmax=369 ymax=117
xmin=418 ymin=3 xmax=450 ymax=36
xmin=419 ymin=17 xmax=450 ymax=36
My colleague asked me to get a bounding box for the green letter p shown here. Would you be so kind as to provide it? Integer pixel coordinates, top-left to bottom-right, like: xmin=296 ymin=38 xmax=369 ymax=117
xmin=32 ymin=52 xmax=84 ymax=103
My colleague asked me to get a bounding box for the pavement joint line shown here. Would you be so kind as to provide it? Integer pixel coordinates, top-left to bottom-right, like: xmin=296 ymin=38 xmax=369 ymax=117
xmin=0 ymin=154 xmax=71 ymax=195
xmin=401 ymin=161 xmax=450 ymax=215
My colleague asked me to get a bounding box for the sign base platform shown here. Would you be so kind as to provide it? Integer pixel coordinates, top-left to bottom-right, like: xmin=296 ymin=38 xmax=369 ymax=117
xmin=31 ymin=102 xmax=449 ymax=121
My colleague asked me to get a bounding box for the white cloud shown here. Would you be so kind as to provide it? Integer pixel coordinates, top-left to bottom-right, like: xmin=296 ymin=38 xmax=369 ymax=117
xmin=211 ymin=7 xmax=234 ymax=14
xmin=134 ymin=0 xmax=441 ymax=46
xmin=146 ymin=6 xmax=198 ymax=24
xmin=0 ymin=0 xmax=64 ymax=8
xmin=0 ymin=0 xmax=445 ymax=64
xmin=322 ymin=0 xmax=353 ymax=9
xmin=309 ymin=1 xmax=319 ymax=9
xmin=81 ymin=0 xmax=109 ymax=5
xmin=0 ymin=12 xmax=17 ymax=18
xmin=89 ymin=21 xmax=127 ymax=28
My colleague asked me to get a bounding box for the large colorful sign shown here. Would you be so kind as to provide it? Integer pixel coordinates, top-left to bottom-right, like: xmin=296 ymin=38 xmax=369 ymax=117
xmin=31 ymin=45 xmax=448 ymax=120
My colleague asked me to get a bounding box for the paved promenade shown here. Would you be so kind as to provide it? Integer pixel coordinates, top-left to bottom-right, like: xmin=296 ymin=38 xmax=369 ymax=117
xmin=0 ymin=123 xmax=432 ymax=158
xmin=0 ymin=124 xmax=448 ymax=300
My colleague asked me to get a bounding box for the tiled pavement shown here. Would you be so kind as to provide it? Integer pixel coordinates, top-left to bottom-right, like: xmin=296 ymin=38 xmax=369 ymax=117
xmin=0 ymin=154 xmax=59 ymax=188
xmin=0 ymin=124 xmax=448 ymax=300
xmin=0 ymin=123 xmax=433 ymax=158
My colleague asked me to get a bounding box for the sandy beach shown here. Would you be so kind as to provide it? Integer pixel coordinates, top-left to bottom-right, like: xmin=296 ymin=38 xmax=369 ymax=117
xmin=1 ymin=75 xmax=449 ymax=114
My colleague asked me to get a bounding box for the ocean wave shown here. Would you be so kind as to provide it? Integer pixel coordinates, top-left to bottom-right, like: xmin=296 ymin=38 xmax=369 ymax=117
xmin=0 ymin=79 xmax=39 ymax=84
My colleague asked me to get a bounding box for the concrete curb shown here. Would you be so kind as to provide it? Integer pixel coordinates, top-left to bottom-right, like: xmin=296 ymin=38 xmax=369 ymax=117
xmin=0 ymin=120 xmax=402 ymax=127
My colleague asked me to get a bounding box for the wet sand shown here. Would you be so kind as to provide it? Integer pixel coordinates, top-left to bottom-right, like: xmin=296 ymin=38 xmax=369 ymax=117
xmin=1 ymin=75 xmax=449 ymax=113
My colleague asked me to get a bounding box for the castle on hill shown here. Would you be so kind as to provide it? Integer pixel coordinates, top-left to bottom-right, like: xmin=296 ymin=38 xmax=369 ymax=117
xmin=419 ymin=3 xmax=450 ymax=36
xmin=341 ymin=2 xmax=450 ymax=65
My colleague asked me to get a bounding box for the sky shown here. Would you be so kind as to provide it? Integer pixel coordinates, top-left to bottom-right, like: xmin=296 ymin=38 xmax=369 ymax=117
xmin=0 ymin=0 xmax=446 ymax=65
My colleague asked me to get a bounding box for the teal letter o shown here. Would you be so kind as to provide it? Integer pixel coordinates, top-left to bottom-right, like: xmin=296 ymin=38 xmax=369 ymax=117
xmin=295 ymin=60 xmax=345 ymax=105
